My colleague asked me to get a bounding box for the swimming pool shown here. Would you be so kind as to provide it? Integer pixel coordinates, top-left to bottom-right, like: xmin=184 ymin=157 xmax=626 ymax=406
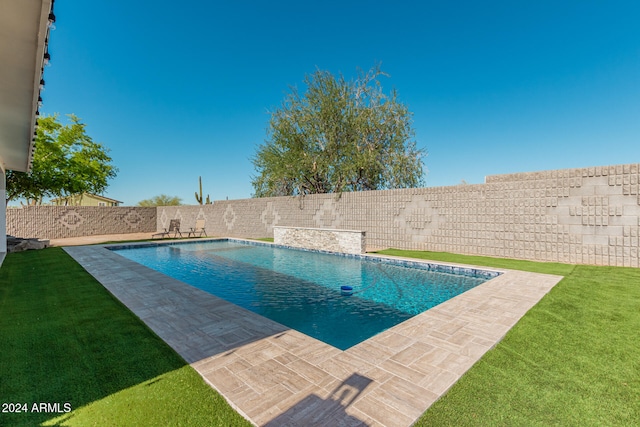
xmin=111 ymin=239 xmax=500 ymax=350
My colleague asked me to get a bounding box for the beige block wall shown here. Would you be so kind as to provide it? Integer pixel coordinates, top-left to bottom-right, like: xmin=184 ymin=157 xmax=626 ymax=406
xmin=7 ymin=206 xmax=157 ymax=239
xmin=159 ymin=163 xmax=640 ymax=267
xmin=6 ymin=163 xmax=639 ymax=266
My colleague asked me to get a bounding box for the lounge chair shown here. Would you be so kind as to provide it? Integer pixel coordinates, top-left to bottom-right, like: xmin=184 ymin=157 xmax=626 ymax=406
xmin=152 ymin=219 xmax=183 ymax=239
xmin=188 ymin=219 xmax=207 ymax=237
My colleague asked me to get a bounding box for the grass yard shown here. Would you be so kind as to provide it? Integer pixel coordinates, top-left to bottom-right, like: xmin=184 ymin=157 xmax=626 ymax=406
xmin=1 ymin=246 xmax=638 ymax=426
xmin=0 ymin=248 xmax=251 ymax=427
xmin=378 ymin=249 xmax=640 ymax=426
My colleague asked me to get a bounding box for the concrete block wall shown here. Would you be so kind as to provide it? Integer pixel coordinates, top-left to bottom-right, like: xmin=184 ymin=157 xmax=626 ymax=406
xmin=6 ymin=163 xmax=638 ymax=266
xmin=481 ymin=164 xmax=640 ymax=266
xmin=7 ymin=206 xmax=157 ymax=239
xmin=157 ymin=163 xmax=640 ymax=266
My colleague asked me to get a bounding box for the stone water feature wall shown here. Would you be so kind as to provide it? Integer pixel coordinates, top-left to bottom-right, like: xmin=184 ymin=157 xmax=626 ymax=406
xmin=158 ymin=163 xmax=640 ymax=267
xmin=273 ymin=226 xmax=366 ymax=254
xmin=6 ymin=206 xmax=156 ymax=239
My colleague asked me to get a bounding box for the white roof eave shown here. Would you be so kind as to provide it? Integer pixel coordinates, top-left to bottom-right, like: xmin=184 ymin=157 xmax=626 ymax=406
xmin=0 ymin=0 xmax=54 ymax=172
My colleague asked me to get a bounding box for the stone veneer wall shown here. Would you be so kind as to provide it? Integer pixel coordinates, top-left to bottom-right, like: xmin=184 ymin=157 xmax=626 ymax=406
xmin=273 ymin=226 xmax=366 ymax=254
xmin=158 ymin=163 xmax=640 ymax=267
xmin=7 ymin=206 xmax=156 ymax=239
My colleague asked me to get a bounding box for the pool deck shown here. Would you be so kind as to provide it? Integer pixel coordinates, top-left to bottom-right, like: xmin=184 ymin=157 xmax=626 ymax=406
xmin=63 ymin=239 xmax=563 ymax=427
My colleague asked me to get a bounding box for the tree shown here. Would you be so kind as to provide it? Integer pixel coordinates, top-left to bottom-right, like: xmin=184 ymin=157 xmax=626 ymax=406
xmin=6 ymin=114 xmax=118 ymax=204
xmin=251 ymin=65 xmax=426 ymax=197
xmin=137 ymin=194 xmax=182 ymax=207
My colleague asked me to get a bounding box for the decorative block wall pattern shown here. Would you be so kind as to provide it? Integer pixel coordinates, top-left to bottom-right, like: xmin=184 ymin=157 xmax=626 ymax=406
xmin=7 ymin=163 xmax=640 ymax=267
xmin=7 ymin=206 xmax=156 ymax=239
xmin=157 ymin=163 xmax=640 ymax=267
xmin=273 ymin=226 xmax=366 ymax=254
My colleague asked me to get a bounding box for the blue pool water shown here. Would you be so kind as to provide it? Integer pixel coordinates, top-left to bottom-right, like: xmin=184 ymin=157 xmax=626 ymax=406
xmin=111 ymin=240 xmax=498 ymax=350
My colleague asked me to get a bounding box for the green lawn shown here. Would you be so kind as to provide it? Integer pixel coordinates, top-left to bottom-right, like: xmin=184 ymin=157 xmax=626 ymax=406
xmin=377 ymin=249 xmax=640 ymax=426
xmin=0 ymin=248 xmax=251 ymax=427
xmin=1 ymin=247 xmax=638 ymax=426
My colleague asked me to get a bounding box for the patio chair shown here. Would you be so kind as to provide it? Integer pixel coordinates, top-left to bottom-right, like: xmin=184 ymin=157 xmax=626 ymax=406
xmin=152 ymin=219 xmax=183 ymax=239
xmin=188 ymin=219 xmax=207 ymax=237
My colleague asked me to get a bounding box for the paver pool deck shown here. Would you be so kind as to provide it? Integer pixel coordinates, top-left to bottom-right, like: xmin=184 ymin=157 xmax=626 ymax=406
xmin=64 ymin=239 xmax=563 ymax=426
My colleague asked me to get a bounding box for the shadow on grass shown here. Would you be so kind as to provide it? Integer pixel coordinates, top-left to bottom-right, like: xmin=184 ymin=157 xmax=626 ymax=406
xmin=0 ymin=249 xmax=249 ymax=427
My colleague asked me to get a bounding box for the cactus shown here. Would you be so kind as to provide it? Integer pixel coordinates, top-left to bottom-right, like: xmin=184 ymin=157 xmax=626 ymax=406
xmin=195 ymin=176 xmax=211 ymax=205
xmin=195 ymin=176 xmax=202 ymax=204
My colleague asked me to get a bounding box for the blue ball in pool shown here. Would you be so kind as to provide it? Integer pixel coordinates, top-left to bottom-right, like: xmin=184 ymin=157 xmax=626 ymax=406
xmin=340 ymin=285 xmax=353 ymax=296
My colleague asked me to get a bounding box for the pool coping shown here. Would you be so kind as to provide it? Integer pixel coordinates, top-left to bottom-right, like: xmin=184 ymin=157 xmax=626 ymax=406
xmin=64 ymin=239 xmax=563 ymax=427
xmin=107 ymin=237 xmax=503 ymax=280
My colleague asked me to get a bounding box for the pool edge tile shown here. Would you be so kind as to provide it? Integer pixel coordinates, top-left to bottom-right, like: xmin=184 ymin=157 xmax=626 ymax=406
xmin=63 ymin=244 xmax=563 ymax=427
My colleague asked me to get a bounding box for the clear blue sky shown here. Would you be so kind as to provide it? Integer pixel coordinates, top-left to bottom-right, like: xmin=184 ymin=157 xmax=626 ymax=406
xmin=39 ymin=1 xmax=640 ymax=206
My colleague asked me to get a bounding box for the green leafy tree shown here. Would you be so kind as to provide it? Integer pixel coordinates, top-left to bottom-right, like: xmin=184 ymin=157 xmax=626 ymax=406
xmin=6 ymin=114 xmax=118 ymax=205
xmin=251 ymin=65 xmax=426 ymax=197
xmin=137 ymin=194 xmax=182 ymax=207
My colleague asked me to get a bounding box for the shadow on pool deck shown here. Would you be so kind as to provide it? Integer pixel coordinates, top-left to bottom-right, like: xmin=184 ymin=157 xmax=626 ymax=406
xmin=264 ymin=373 xmax=373 ymax=426
xmin=0 ymin=249 xmax=212 ymax=427
xmin=64 ymin=242 xmax=563 ymax=426
xmin=63 ymin=245 xmax=290 ymax=363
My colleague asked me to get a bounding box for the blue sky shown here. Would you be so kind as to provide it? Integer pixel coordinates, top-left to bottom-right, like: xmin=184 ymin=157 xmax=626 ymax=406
xmin=38 ymin=1 xmax=640 ymax=206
